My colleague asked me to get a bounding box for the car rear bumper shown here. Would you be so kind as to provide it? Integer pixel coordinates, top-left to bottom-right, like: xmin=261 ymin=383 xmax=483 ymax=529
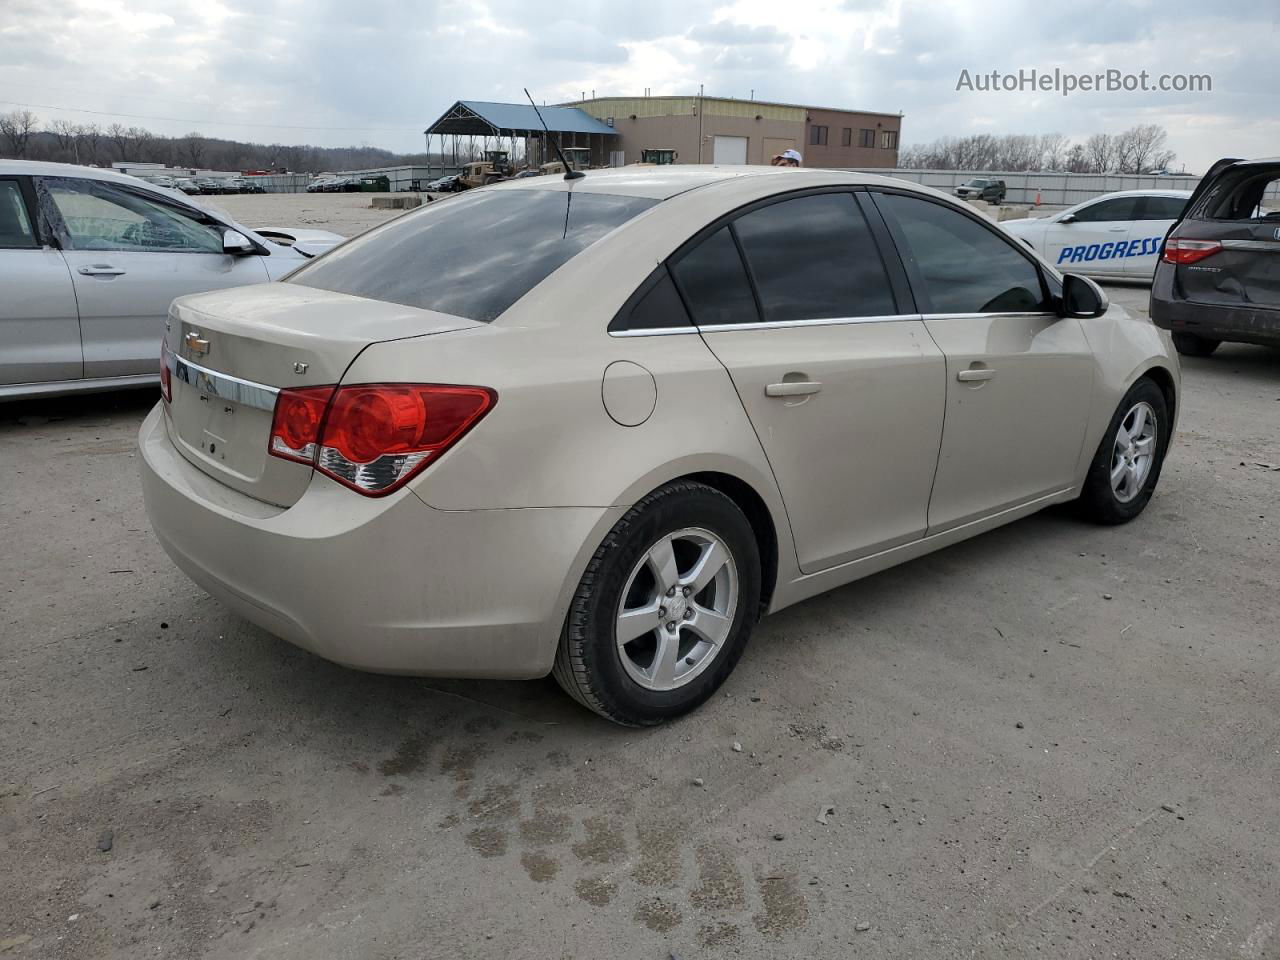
xmin=138 ymin=403 xmax=620 ymax=678
xmin=1151 ymin=272 xmax=1280 ymax=346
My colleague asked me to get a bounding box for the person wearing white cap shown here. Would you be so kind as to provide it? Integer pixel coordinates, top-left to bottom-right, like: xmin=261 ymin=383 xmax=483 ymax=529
xmin=771 ymin=149 xmax=803 ymax=167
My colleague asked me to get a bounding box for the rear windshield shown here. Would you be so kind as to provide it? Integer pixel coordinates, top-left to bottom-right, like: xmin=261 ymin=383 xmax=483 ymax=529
xmin=288 ymin=188 xmax=657 ymax=322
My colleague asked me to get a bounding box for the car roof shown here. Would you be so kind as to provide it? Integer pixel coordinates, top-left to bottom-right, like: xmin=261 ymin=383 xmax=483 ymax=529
xmin=486 ymin=164 xmax=926 ymax=201
xmin=0 ymin=158 xmax=165 ymax=187
xmin=1079 ymin=189 xmax=1193 ymax=199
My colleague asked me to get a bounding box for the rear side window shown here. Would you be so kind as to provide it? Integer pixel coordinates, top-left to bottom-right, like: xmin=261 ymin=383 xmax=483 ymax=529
xmin=669 ymin=226 xmax=758 ymax=326
xmin=1138 ymin=196 xmax=1188 ymax=221
xmin=733 ymin=192 xmax=896 ymax=322
xmin=610 ymin=269 xmax=691 ymax=332
xmin=0 ymin=180 xmax=35 ymax=248
xmin=1070 ymin=196 xmax=1142 ymax=223
xmin=876 ymin=192 xmax=1047 ymax=314
xmin=1200 ymin=171 xmax=1280 ymax=221
xmin=289 ymin=189 xmax=657 ymax=322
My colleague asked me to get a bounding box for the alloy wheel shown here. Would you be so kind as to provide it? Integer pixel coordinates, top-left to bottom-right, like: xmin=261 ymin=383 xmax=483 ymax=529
xmin=615 ymin=527 xmax=738 ymax=692
xmin=1110 ymin=401 xmax=1157 ymax=503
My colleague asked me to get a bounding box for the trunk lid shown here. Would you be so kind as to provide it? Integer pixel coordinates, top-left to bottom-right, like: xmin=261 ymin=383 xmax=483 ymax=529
xmin=164 ymin=283 xmax=480 ymax=506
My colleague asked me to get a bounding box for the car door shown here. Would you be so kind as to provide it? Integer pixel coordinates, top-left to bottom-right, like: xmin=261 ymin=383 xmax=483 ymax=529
xmin=1119 ymin=194 xmax=1188 ymax=277
xmin=870 ymin=190 xmax=1095 ymax=533
xmin=40 ymin=176 xmax=271 ymax=379
xmin=669 ymin=190 xmax=946 ymax=574
xmin=0 ymin=175 xmax=83 ymax=387
xmin=1043 ymin=195 xmax=1144 ymax=276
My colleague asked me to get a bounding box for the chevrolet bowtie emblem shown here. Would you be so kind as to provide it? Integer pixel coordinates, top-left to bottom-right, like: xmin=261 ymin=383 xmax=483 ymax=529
xmin=185 ymin=331 xmax=210 ymax=356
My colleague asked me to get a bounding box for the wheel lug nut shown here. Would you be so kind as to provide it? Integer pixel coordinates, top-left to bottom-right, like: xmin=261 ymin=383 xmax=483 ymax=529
xmin=666 ymin=587 xmax=676 ymax=597
xmin=684 ymin=608 xmax=694 ymax=619
xmin=659 ymin=607 xmax=668 ymax=618
xmin=666 ymin=622 xmax=677 ymax=632
xmin=682 ymin=586 xmax=692 ymax=597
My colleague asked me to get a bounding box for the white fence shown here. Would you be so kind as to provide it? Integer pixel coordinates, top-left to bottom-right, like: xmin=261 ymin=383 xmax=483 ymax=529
xmin=845 ymin=168 xmax=1203 ymax=207
xmin=247 ymin=174 xmax=311 ymax=194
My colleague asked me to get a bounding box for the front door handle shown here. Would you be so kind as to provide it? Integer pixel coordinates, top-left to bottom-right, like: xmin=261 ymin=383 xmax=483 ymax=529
xmin=1107 ymin=226 xmax=1127 ymax=232
xmin=765 ymin=380 xmax=823 ymax=397
xmin=78 ymin=265 xmax=127 ymax=276
xmin=957 ymin=368 xmax=996 ymax=382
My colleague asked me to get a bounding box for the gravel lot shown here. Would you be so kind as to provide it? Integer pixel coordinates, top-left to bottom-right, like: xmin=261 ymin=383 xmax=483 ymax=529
xmin=2 ymin=195 xmax=1278 ymax=959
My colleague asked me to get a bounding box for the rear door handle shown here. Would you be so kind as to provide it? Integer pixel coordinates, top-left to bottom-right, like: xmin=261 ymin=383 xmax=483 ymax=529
xmin=78 ymin=265 xmax=127 ymax=276
xmin=765 ymin=380 xmax=822 ymax=397
xmin=957 ymin=368 xmax=996 ymax=382
xmin=1107 ymin=226 xmax=1127 ymax=232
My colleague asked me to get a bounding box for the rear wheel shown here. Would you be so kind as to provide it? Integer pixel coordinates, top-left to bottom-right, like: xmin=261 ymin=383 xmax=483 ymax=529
xmin=553 ymin=481 xmax=761 ymax=726
xmin=1076 ymin=378 xmax=1170 ymax=524
xmin=1172 ymin=332 xmax=1220 ymax=357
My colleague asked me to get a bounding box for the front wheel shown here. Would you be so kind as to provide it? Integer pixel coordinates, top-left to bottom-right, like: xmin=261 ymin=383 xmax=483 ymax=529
xmin=1076 ymin=378 xmax=1170 ymax=524
xmin=553 ymin=481 xmax=761 ymax=726
xmin=1172 ymin=332 xmax=1220 ymax=357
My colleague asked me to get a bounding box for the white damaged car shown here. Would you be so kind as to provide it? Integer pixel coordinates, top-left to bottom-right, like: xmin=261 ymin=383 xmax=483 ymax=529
xmin=0 ymin=160 xmax=344 ymax=400
xmin=1001 ymin=189 xmax=1190 ymax=279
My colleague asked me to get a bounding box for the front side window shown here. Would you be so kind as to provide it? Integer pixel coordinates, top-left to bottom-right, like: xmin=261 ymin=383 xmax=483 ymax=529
xmin=669 ymin=226 xmax=758 ymax=326
xmin=876 ymin=192 xmax=1046 ymax=314
xmin=1070 ymin=196 xmax=1142 ymax=223
xmin=0 ymin=180 xmax=35 ymax=248
xmin=732 ymin=192 xmax=896 ymax=322
xmin=44 ymin=178 xmax=223 ymax=253
xmin=290 ymin=189 xmax=657 ymax=322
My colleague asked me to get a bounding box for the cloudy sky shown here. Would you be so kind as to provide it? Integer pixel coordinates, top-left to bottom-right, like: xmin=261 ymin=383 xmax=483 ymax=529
xmin=3 ymin=0 xmax=1277 ymax=172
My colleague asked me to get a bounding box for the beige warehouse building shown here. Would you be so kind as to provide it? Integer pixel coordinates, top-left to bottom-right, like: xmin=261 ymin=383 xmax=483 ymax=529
xmin=572 ymin=95 xmax=902 ymax=168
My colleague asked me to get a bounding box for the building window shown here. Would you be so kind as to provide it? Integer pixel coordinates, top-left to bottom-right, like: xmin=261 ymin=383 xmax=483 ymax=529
xmin=859 ymin=128 xmax=875 ymax=148
xmin=841 ymin=128 xmax=852 ymax=147
xmin=809 ymin=125 xmax=828 ymax=146
xmin=881 ymin=130 xmax=898 ymax=150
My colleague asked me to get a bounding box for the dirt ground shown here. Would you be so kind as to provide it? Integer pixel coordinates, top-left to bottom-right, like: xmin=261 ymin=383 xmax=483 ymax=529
xmin=2 ymin=197 xmax=1278 ymax=959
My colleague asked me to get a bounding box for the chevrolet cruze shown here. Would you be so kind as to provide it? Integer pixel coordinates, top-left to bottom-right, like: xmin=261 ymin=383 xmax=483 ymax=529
xmin=139 ymin=166 xmax=1179 ymax=725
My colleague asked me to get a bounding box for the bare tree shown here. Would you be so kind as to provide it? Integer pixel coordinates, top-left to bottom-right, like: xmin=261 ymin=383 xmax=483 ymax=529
xmin=1064 ymin=143 xmax=1091 ymax=173
xmin=1038 ymin=133 xmax=1067 ymax=171
xmin=0 ymin=109 xmax=39 ymax=157
xmin=76 ymin=123 xmax=103 ymax=165
xmin=1084 ymin=133 xmax=1118 ymax=173
xmin=107 ymin=122 xmax=132 ymax=160
xmin=127 ymin=126 xmax=154 ymax=162
xmin=48 ymin=118 xmax=80 ymax=161
xmin=1115 ymin=123 xmax=1173 ymax=174
xmin=180 ymin=132 xmax=206 ymax=169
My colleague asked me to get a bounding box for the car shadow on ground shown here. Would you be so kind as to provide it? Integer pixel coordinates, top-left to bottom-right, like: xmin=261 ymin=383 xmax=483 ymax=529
xmin=0 ymin=387 xmax=159 ymax=434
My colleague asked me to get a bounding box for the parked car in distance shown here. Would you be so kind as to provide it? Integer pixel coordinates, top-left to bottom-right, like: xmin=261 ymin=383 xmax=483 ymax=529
xmin=1002 ymin=189 xmax=1191 ymax=279
xmin=233 ymin=177 xmax=266 ymax=194
xmin=427 ymin=175 xmax=461 ymax=192
xmin=1151 ymin=156 xmax=1280 ymax=356
xmin=954 ymin=178 xmax=1006 ymax=202
xmin=141 ymin=175 xmax=176 ymax=189
xmin=174 ymin=178 xmax=201 ymax=195
xmin=0 ymin=160 xmax=342 ymax=400
xmin=138 ymin=167 xmax=1180 ymax=726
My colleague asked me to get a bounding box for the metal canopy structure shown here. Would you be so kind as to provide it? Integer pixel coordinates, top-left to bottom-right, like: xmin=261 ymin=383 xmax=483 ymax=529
xmin=425 ymin=101 xmax=618 ymax=139
xmin=423 ymin=101 xmax=620 ymax=176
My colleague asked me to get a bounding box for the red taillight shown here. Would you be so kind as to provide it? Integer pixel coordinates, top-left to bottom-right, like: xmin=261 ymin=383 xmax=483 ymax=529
xmin=268 ymin=386 xmax=335 ymax=464
xmin=1162 ymin=238 xmax=1222 ymax=264
xmin=160 ymin=341 xmax=172 ymax=403
xmin=268 ymin=383 xmax=495 ymax=496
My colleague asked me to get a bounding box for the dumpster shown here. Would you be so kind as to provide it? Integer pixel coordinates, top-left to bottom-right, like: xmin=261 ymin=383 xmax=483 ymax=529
xmin=359 ymin=175 xmax=390 ymax=192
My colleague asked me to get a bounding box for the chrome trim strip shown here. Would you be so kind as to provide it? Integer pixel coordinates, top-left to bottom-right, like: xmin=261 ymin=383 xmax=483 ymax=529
xmin=608 ymin=326 xmax=703 ymax=338
xmin=919 ymin=311 xmax=1059 ymax=321
xmin=165 ymin=347 xmax=280 ymax=412
xmin=1220 ymin=239 xmax=1280 ymax=253
xmin=699 ymin=313 xmax=922 ymax=333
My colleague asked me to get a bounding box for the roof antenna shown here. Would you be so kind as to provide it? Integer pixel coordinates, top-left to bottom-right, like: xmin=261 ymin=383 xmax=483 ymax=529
xmin=525 ymin=87 xmax=585 ymax=181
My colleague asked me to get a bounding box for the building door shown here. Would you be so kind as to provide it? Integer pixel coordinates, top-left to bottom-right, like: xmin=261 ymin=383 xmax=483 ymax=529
xmin=762 ymin=137 xmax=795 ymax=164
xmin=712 ymin=136 xmax=748 ymax=165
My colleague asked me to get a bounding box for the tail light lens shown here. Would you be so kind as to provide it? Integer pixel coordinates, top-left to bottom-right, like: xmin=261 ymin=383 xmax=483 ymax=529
xmin=1162 ymin=238 xmax=1223 ymax=264
xmin=268 ymin=383 xmax=496 ymax=496
xmin=160 ymin=341 xmax=172 ymax=403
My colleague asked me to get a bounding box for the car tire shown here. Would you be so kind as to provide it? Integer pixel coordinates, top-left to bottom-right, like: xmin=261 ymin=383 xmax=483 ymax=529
xmin=1171 ymin=333 xmax=1221 ymax=357
xmin=553 ymin=481 xmax=761 ymax=726
xmin=1075 ymin=378 xmax=1170 ymax=525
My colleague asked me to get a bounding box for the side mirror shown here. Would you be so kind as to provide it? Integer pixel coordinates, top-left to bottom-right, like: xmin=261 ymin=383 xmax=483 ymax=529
xmin=1059 ymin=273 xmax=1109 ymax=319
xmin=222 ymin=229 xmax=255 ymax=255
xmin=1058 ymin=213 xmax=1076 ymax=224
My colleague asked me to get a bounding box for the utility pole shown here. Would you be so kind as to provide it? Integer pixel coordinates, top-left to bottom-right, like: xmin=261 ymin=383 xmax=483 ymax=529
xmin=697 ymin=83 xmax=705 ymax=164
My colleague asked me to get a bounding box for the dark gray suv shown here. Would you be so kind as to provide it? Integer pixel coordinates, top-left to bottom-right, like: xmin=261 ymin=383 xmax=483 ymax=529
xmin=1151 ymin=157 xmax=1280 ymax=356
